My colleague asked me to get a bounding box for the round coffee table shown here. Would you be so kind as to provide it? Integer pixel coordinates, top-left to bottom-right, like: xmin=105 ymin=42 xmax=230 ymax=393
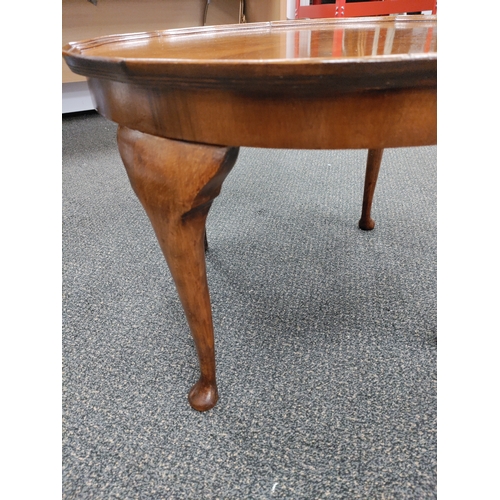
xmin=63 ymin=15 xmax=436 ymax=411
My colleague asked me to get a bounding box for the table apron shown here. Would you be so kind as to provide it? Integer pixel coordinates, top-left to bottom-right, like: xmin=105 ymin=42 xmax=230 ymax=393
xmin=88 ymin=78 xmax=436 ymax=150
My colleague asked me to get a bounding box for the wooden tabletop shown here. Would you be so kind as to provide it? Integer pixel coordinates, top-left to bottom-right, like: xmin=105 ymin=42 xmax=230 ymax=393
xmin=63 ymin=15 xmax=436 ymax=150
xmin=63 ymin=16 xmax=436 ymax=93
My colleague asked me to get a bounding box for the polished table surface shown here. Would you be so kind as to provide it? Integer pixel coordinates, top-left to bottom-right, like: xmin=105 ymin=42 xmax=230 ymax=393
xmin=63 ymin=16 xmax=437 ymax=411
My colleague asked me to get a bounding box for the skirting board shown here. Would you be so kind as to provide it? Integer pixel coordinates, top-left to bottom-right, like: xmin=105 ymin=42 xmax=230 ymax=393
xmin=62 ymin=81 xmax=95 ymax=114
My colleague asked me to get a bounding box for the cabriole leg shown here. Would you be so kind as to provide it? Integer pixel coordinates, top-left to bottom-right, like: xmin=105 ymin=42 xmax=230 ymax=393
xmin=117 ymin=126 xmax=239 ymax=411
xmin=359 ymin=148 xmax=384 ymax=231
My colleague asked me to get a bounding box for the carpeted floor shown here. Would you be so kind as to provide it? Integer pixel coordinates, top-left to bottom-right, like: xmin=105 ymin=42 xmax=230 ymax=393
xmin=62 ymin=111 xmax=437 ymax=499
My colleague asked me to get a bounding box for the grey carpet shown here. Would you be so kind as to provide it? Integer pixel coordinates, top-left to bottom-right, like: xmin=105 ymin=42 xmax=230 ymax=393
xmin=62 ymin=111 xmax=437 ymax=499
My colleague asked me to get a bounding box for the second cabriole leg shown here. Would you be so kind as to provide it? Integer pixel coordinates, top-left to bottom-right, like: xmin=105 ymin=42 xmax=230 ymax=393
xmin=117 ymin=126 xmax=239 ymax=411
xmin=359 ymin=148 xmax=384 ymax=231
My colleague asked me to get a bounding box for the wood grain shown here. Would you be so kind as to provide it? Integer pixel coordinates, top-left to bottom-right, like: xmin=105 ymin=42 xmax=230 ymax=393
xmin=63 ymin=17 xmax=436 ymax=149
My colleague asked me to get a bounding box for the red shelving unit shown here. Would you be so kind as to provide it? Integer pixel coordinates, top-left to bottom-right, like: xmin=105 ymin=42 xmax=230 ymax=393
xmin=295 ymin=0 xmax=437 ymax=19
